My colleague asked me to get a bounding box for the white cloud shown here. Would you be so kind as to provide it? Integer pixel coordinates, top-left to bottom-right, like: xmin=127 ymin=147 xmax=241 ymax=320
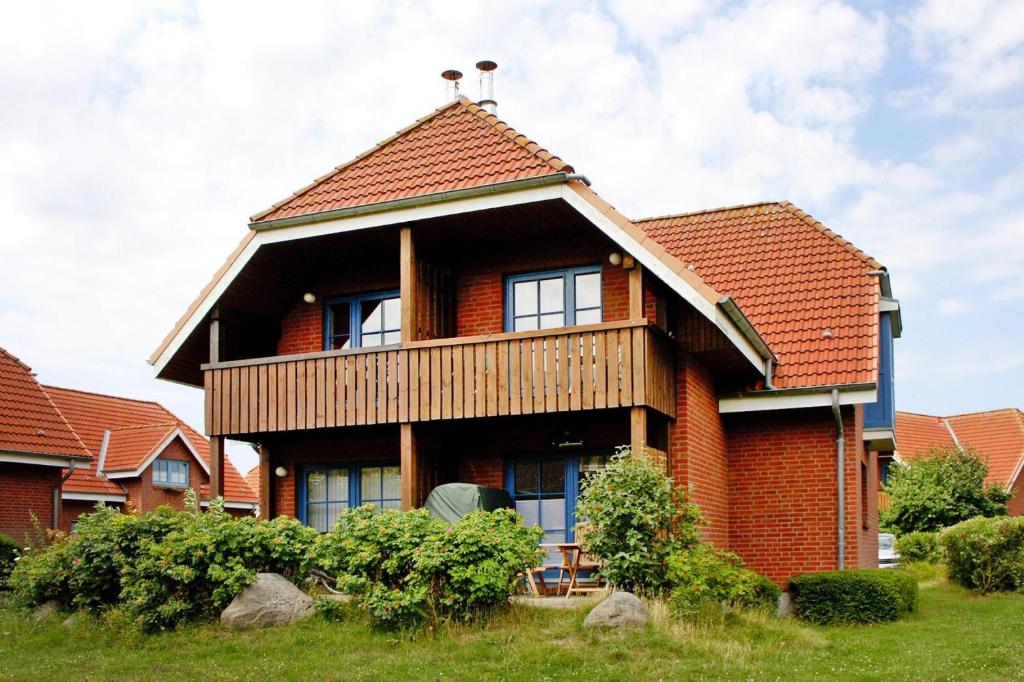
xmin=938 ymin=298 xmax=969 ymax=315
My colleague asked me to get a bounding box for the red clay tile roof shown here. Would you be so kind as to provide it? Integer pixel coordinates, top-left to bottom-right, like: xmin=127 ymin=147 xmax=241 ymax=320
xmin=44 ymin=386 xmax=256 ymax=503
xmin=102 ymin=422 xmax=180 ymax=472
xmin=64 ymin=466 xmax=125 ymax=496
xmin=0 ymin=347 xmax=90 ymax=459
xmin=250 ymin=97 xmax=572 ymax=224
xmin=896 ymin=409 xmax=1024 ymax=490
xmin=637 ymin=202 xmax=882 ymax=388
xmin=244 ymin=466 xmax=259 ymax=498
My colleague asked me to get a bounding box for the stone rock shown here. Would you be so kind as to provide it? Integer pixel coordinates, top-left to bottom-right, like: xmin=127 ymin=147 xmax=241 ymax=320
xmin=582 ymin=592 xmax=649 ymax=629
xmin=220 ymin=573 xmax=315 ymax=630
xmin=32 ymin=601 xmax=59 ymax=622
xmin=61 ymin=613 xmax=81 ymax=628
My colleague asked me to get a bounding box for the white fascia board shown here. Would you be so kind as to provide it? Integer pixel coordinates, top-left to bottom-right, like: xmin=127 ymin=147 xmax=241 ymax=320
xmin=103 ymin=429 xmax=211 ymax=479
xmin=62 ymin=491 xmax=127 ymax=503
xmin=0 ymin=451 xmax=90 ymax=468
xmin=862 ymin=428 xmax=896 ymax=451
xmin=719 ymin=386 xmax=877 ymax=414
xmin=879 ymin=298 xmax=900 ymax=313
xmin=151 ymin=184 xmax=565 ymax=376
xmin=559 ymin=188 xmax=766 ymax=374
xmin=201 ymin=500 xmax=257 ymax=510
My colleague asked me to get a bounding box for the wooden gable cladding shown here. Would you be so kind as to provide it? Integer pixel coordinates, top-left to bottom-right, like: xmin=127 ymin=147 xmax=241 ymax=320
xmin=203 ymin=320 xmax=675 ymax=437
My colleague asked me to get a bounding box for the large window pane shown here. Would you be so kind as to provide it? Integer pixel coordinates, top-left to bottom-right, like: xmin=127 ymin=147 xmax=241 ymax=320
xmin=539 ymin=278 xmax=564 ymax=313
xmin=307 ymin=471 xmax=327 ymax=502
xmin=540 ymin=458 xmax=565 ymax=494
xmin=361 ymin=299 xmax=385 ymax=333
xmin=575 ymin=272 xmax=601 ymax=309
xmin=328 ymin=469 xmax=349 ymax=504
xmin=381 ymin=466 xmax=401 ymax=500
xmin=514 ymin=281 xmax=537 ymax=315
xmin=539 ymin=312 xmax=564 ymax=329
xmin=361 ymin=466 xmax=382 ymax=500
xmin=576 ymin=308 xmax=600 ymax=325
xmin=515 ymin=461 xmax=538 ymax=495
xmin=383 ymin=298 xmax=401 ymax=329
xmin=362 ymin=332 xmax=383 ymax=348
xmin=329 ymin=302 xmax=351 ymax=350
xmin=514 ymin=316 xmax=539 ymax=332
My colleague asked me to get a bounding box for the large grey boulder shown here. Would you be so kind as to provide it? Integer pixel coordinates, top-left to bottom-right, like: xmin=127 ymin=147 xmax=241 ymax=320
xmin=220 ymin=573 xmax=315 ymax=630
xmin=583 ymin=591 xmax=649 ymax=629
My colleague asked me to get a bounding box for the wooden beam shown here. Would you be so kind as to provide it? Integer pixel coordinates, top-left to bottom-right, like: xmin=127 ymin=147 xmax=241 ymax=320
xmin=210 ymin=435 xmax=225 ymax=499
xmin=400 ymin=227 xmax=417 ymax=344
xmin=630 ymin=406 xmax=647 ymax=456
xmin=400 ymin=423 xmax=419 ymax=510
xmin=628 ymin=263 xmax=644 ymax=321
xmin=258 ymin=444 xmax=271 ymax=519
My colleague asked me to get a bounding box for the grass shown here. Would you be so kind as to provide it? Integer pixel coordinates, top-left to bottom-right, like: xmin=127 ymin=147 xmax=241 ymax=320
xmin=1 ymin=581 xmax=1022 ymax=681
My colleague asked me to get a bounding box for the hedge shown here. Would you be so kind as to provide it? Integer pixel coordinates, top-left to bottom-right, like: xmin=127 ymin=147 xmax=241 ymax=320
xmin=790 ymin=569 xmax=917 ymax=624
xmin=939 ymin=516 xmax=1024 ymax=593
xmin=896 ymin=531 xmax=940 ymax=564
xmin=0 ymin=533 xmax=18 ymax=588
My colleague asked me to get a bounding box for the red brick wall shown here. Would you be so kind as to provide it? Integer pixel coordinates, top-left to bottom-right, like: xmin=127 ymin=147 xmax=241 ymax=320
xmin=121 ymin=438 xmax=207 ymax=513
xmin=668 ymin=353 xmax=730 ymax=546
xmin=0 ymin=462 xmax=60 ymax=541
xmin=60 ymin=499 xmax=125 ymax=533
xmin=1009 ymin=477 xmax=1024 ymax=516
xmin=725 ymin=405 xmax=872 ymax=585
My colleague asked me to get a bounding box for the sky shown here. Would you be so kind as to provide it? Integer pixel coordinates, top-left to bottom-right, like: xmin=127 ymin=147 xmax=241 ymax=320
xmin=1 ymin=0 xmax=1022 ymax=475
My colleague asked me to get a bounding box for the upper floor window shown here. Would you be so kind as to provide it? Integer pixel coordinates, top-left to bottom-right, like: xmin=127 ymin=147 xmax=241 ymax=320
xmin=153 ymin=458 xmax=188 ymax=488
xmin=324 ymin=290 xmax=401 ymax=350
xmin=504 ymin=266 xmax=602 ymax=333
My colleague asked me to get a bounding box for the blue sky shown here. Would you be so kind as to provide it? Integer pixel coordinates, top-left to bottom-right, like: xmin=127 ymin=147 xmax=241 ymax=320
xmin=1 ymin=0 xmax=1021 ymax=473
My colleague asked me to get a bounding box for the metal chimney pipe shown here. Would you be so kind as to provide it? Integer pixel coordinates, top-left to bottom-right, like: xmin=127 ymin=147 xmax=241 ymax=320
xmin=476 ymin=60 xmax=497 ymax=114
xmin=441 ymin=69 xmax=463 ymax=100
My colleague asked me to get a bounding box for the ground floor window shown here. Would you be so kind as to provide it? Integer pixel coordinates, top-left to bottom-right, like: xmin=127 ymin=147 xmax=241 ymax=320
xmin=300 ymin=463 xmax=400 ymax=532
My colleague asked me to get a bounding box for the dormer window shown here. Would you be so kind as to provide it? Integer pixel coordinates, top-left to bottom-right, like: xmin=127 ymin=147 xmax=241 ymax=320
xmin=324 ymin=291 xmax=401 ymax=350
xmin=153 ymin=458 xmax=188 ymax=488
xmin=505 ymin=266 xmax=602 ymax=332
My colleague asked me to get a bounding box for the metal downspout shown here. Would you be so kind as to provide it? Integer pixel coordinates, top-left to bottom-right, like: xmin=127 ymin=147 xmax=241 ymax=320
xmin=831 ymin=389 xmax=845 ymax=570
xmin=53 ymin=459 xmax=76 ymax=530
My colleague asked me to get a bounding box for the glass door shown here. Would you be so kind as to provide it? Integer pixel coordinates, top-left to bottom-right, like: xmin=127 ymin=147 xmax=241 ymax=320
xmin=511 ymin=457 xmax=567 ymax=563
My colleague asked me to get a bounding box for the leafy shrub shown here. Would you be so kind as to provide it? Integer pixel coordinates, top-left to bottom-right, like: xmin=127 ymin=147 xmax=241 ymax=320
xmin=6 ymin=533 xmax=77 ymax=608
xmin=0 ymin=533 xmax=18 ymax=588
xmin=881 ymin=446 xmax=1009 ymax=534
xmin=575 ymin=446 xmax=703 ymax=593
xmin=667 ymin=544 xmax=780 ymax=620
xmin=790 ymin=569 xmax=918 ymax=624
xmin=121 ymin=509 xmax=318 ymax=632
xmin=315 ymin=506 xmax=542 ymax=629
xmin=313 ymin=596 xmax=348 ymax=622
xmin=896 ymin=531 xmax=939 ymax=564
xmin=939 ymin=516 xmax=1024 ymax=594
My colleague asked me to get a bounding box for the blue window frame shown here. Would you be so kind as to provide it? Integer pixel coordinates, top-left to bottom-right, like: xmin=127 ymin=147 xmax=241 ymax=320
xmin=323 ymin=290 xmax=401 ymax=351
xmin=504 ymin=266 xmax=602 ymax=332
xmin=153 ymin=458 xmax=188 ymax=488
xmin=865 ymin=312 xmax=895 ymax=429
xmin=298 ymin=462 xmax=401 ymax=532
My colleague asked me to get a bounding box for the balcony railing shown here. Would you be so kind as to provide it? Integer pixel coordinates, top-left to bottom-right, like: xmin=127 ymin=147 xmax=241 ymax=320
xmin=203 ymin=321 xmax=675 ymax=437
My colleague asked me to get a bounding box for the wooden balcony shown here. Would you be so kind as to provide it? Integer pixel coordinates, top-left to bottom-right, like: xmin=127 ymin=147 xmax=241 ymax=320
xmin=203 ymin=321 xmax=676 ymax=437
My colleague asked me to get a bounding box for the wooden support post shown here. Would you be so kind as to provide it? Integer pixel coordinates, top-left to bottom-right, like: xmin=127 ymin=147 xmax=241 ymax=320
xmin=209 ymin=305 xmax=221 ymax=363
xmin=630 ymin=406 xmax=647 ymax=457
xmin=628 ymin=262 xmax=644 ymax=321
xmin=400 ymin=227 xmax=417 ymax=344
xmin=210 ymin=435 xmax=225 ymax=499
xmin=400 ymin=423 xmax=419 ymax=510
xmin=258 ymin=444 xmax=271 ymax=519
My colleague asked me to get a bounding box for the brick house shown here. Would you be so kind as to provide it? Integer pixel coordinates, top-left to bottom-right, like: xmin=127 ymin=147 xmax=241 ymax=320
xmin=44 ymin=386 xmax=257 ymax=531
xmin=0 ymin=348 xmax=91 ymax=540
xmin=150 ymin=95 xmax=900 ymax=584
xmin=892 ymin=410 xmax=1024 ymax=516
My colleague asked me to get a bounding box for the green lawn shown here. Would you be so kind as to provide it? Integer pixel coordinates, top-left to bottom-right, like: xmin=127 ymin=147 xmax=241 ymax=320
xmin=1 ymin=582 xmax=1022 ymax=681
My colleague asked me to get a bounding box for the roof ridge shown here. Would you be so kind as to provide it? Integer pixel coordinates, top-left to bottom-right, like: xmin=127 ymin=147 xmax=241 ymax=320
xmin=633 ymin=201 xmax=781 ymax=224
xmin=896 ymin=410 xmax=942 ymax=418
xmin=108 ymin=421 xmax=180 ymax=433
xmin=249 ymin=97 xmax=572 ymax=224
xmin=42 ymin=384 xmax=164 ymax=408
xmin=39 ymin=383 xmax=93 ymax=459
xmin=0 ymin=346 xmax=32 ymax=373
xmin=945 ymin=407 xmax=1024 ymax=420
xmin=778 ymin=200 xmax=884 ymax=271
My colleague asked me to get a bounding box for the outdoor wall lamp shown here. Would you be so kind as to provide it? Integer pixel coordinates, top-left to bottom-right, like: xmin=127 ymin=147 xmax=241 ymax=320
xmin=302 ymin=292 xmax=316 ymax=304
xmin=608 ymin=252 xmax=622 ymax=266
xmin=274 ymin=466 xmax=288 ymax=478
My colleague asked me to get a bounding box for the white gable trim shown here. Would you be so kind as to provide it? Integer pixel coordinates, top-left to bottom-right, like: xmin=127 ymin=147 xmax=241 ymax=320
xmin=0 ymin=451 xmax=90 ymax=467
xmin=201 ymin=500 xmax=257 ymax=510
xmin=62 ymin=491 xmax=127 ymax=503
xmin=719 ymin=385 xmax=877 ymax=413
xmin=103 ymin=428 xmax=210 ymax=479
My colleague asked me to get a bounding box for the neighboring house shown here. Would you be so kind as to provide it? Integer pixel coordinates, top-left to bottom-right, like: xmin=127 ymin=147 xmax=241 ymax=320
xmin=44 ymin=386 xmax=257 ymax=531
xmin=0 ymin=347 xmax=91 ymax=540
xmin=893 ymin=410 xmax=1024 ymax=516
xmin=149 ymin=94 xmax=900 ymax=584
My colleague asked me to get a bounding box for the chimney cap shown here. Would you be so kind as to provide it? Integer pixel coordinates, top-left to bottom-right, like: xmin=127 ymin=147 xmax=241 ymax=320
xmin=475 ymin=60 xmax=497 ymax=72
xmin=441 ymin=69 xmax=463 ymax=81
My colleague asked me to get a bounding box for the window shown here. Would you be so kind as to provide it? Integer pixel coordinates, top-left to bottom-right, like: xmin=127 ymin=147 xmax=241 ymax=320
xmin=324 ymin=291 xmax=401 ymax=350
xmin=301 ymin=463 xmax=401 ymax=532
xmin=505 ymin=266 xmax=602 ymax=332
xmin=153 ymin=458 xmax=188 ymax=488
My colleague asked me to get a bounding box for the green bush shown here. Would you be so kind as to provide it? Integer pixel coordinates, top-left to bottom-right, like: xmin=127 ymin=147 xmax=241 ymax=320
xmin=790 ymin=569 xmax=918 ymax=624
xmin=881 ymin=446 xmax=1009 ymax=534
xmin=896 ymin=531 xmax=940 ymax=564
xmin=939 ymin=516 xmax=1024 ymax=594
xmin=6 ymin=534 xmax=77 ymax=608
xmin=315 ymin=506 xmax=542 ymax=629
xmin=0 ymin=533 xmax=18 ymax=588
xmin=121 ymin=509 xmax=318 ymax=632
xmin=667 ymin=544 xmax=780 ymax=620
xmin=575 ymin=446 xmax=703 ymax=593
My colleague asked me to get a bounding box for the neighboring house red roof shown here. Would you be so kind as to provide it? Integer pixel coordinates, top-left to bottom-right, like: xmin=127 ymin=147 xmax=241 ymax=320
xmin=896 ymin=409 xmax=1024 ymax=490
xmin=244 ymin=466 xmax=260 ymax=497
xmin=44 ymin=386 xmax=256 ymax=503
xmin=0 ymin=347 xmax=90 ymax=460
xmin=638 ymin=202 xmax=882 ymax=389
xmin=251 ymin=97 xmax=572 ymax=224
